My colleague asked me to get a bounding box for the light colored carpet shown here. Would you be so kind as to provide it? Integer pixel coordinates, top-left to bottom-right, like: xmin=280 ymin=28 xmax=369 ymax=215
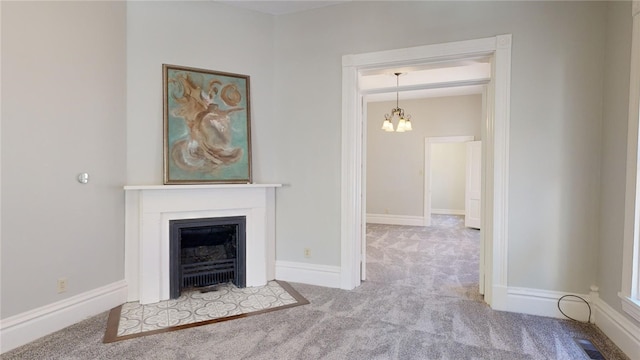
xmin=2 ymin=215 xmax=629 ymax=359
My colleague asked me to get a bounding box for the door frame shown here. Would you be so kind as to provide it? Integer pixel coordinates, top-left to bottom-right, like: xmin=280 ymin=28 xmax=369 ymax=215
xmin=424 ymin=136 xmax=475 ymax=227
xmin=341 ymin=35 xmax=511 ymax=309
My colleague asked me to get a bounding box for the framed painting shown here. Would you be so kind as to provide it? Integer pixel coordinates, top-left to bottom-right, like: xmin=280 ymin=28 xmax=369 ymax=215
xmin=163 ymin=64 xmax=252 ymax=184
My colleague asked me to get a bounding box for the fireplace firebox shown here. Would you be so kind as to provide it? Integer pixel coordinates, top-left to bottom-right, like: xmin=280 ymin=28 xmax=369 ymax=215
xmin=169 ymin=216 xmax=246 ymax=299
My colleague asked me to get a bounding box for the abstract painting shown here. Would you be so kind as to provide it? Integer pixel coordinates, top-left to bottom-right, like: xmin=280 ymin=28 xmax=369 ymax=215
xmin=163 ymin=64 xmax=251 ymax=184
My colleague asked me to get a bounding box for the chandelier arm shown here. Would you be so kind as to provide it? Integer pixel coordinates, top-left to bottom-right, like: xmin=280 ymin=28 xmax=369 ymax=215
xmin=396 ymin=73 xmax=399 ymax=108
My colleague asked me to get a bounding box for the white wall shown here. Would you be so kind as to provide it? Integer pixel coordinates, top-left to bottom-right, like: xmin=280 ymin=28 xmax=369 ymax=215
xmin=431 ymin=143 xmax=466 ymax=213
xmin=275 ymin=1 xmax=606 ymax=293
xmin=366 ymin=95 xmax=481 ymax=217
xmin=126 ymin=1 xmax=276 ymax=185
xmin=1 ymin=2 xmax=126 ymax=318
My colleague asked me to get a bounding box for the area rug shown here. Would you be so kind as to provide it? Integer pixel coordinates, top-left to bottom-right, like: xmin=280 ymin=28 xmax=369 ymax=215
xmin=103 ymin=280 xmax=308 ymax=343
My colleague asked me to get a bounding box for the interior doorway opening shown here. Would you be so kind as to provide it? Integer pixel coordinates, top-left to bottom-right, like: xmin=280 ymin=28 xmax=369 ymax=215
xmin=342 ymin=35 xmax=512 ymax=310
xmin=362 ymin=76 xmax=489 ymax=295
xmin=424 ymin=135 xmax=477 ymax=226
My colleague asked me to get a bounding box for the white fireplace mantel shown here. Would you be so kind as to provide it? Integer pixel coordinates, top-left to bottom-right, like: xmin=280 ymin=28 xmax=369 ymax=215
xmin=124 ymin=184 xmax=281 ymax=304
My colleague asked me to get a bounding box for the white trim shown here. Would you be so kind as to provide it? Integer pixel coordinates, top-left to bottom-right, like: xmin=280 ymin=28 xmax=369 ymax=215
xmin=490 ymin=34 xmax=512 ymax=309
xmin=124 ymin=186 xmax=276 ymax=304
xmin=593 ymin=293 xmax=640 ymax=358
xmin=505 ymin=287 xmax=592 ymax=322
xmin=622 ymin=0 xmax=640 ymax=323
xmin=491 ymin=284 xmax=509 ymax=310
xmin=341 ymin=48 xmax=362 ymax=290
xmin=0 ymin=280 xmax=127 ymax=354
xmin=341 ymin=35 xmax=512 ymax=308
xmin=620 ymin=293 xmax=640 ymax=323
xmin=431 ymin=209 xmax=465 ymax=216
xmin=366 ymin=214 xmax=426 ymax=226
xmin=361 ymin=78 xmax=489 ymax=96
xmin=479 ymin=86 xmax=488 ymax=296
xmin=342 ymin=37 xmax=497 ymax=68
xmin=123 ymin=184 xmax=282 ymax=190
xmin=425 ymin=136 xmax=475 ymax=143
xmin=361 ymin=94 xmax=368 ymax=282
xmin=275 ymin=261 xmax=341 ymax=288
xmin=424 ymin=135 xmax=475 ymax=226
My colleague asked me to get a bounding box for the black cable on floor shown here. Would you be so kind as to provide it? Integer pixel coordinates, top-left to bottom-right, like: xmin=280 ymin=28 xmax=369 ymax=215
xmin=558 ymin=294 xmax=592 ymax=323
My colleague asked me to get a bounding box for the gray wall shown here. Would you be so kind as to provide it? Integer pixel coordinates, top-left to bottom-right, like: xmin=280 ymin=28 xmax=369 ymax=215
xmin=275 ymin=1 xmax=606 ymax=294
xmin=598 ymin=1 xmax=639 ymax=328
xmin=431 ymin=143 xmax=467 ymax=212
xmin=1 ymin=1 xmax=126 ymax=318
xmin=366 ymin=95 xmax=481 ymax=217
xmin=126 ymin=1 xmax=276 ymax=185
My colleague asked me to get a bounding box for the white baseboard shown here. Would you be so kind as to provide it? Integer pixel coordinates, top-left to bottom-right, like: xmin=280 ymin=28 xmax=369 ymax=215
xmin=504 ymin=287 xmax=592 ymax=322
xmin=490 ymin=284 xmax=509 ymax=311
xmin=275 ymin=261 xmax=341 ymax=288
xmin=366 ymin=214 xmax=426 ymax=226
xmin=431 ymin=208 xmax=465 ymax=215
xmin=591 ymin=294 xmax=640 ymax=358
xmin=496 ymin=286 xmax=638 ymax=359
xmin=0 ymin=280 xmax=127 ymax=354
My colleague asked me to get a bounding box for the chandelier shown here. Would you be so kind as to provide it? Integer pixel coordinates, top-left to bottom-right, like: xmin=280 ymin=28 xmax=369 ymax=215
xmin=381 ymin=72 xmax=412 ymax=132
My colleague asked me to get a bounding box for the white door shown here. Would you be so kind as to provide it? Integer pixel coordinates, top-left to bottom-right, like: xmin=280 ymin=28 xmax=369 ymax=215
xmin=465 ymin=141 xmax=481 ymax=229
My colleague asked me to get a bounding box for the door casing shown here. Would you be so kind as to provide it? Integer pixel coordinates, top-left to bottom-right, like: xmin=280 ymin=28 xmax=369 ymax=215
xmin=341 ymin=35 xmax=512 ymax=310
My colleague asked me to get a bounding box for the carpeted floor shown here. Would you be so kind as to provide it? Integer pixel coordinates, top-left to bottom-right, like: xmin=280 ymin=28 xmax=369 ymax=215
xmin=2 ymin=215 xmax=630 ymax=359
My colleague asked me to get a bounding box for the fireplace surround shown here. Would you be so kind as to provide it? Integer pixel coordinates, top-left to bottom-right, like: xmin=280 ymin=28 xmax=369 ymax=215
xmin=124 ymin=184 xmax=280 ymax=304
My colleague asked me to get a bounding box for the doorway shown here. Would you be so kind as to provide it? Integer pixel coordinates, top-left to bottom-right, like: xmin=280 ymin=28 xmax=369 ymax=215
xmin=341 ymin=35 xmax=512 ymax=309
xmin=424 ymin=136 xmax=475 ymax=227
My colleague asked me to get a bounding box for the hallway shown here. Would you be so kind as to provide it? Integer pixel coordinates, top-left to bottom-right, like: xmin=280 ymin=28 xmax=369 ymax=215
xmin=366 ymin=215 xmax=481 ymax=301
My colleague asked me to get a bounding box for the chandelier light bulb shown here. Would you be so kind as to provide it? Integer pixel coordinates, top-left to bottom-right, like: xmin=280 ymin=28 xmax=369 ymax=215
xmin=396 ymin=118 xmax=407 ymax=132
xmin=382 ymin=115 xmax=394 ymax=131
xmin=404 ymin=115 xmax=412 ymax=131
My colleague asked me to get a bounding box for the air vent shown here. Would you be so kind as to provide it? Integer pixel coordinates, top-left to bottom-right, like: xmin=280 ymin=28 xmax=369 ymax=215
xmin=574 ymin=338 xmax=605 ymax=360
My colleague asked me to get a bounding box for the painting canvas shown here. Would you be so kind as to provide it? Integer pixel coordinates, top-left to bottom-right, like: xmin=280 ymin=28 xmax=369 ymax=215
xmin=163 ymin=64 xmax=251 ymax=184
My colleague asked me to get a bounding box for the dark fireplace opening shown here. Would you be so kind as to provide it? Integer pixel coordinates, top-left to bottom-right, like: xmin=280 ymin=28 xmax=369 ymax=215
xmin=169 ymin=216 xmax=246 ymax=299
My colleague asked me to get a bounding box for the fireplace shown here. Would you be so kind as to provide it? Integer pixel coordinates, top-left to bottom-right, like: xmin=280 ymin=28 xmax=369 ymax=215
xmin=124 ymin=184 xmax=279 ymax=304
xmin=170 ymin=216 xmax=246 ymax=298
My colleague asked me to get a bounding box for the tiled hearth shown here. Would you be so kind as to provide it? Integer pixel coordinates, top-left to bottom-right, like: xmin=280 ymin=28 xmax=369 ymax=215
xmin=116 ymin=281 xmax=298 ymax=336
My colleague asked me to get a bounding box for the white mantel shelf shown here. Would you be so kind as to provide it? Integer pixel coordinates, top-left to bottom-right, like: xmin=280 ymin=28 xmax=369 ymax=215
xmin=124 ymin=183 xmax=280 ymax=304
xmin=124 ymin=184 xmax=282 ymax=190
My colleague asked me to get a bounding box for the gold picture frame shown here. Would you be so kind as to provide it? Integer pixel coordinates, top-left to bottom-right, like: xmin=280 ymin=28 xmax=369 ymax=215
xmin=163 ymin=64 xmax=252 ymax=184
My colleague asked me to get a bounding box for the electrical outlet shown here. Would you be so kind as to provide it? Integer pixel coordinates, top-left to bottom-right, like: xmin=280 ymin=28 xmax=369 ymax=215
xmin=57 ymin=278 xmax=67 ymax=293
xmin=304 ymin=248 xmax=311 ymax=258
